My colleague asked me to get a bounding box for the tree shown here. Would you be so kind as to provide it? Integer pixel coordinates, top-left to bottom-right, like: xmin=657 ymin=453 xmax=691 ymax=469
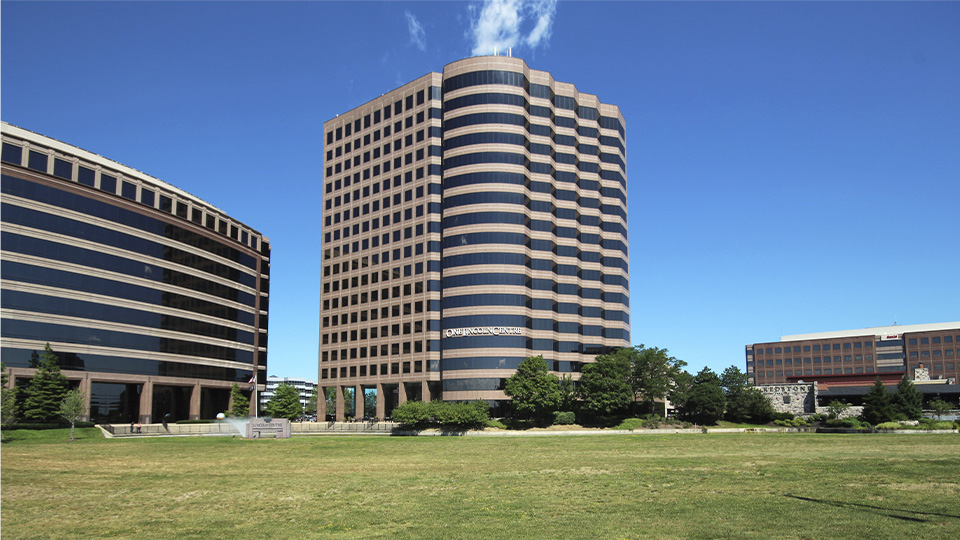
xmin=679 ymin=368 xmax=726 ymax=425
xmin=264 ymin=383 xmax=302 ymax=420
xmin=578 ymin=350 xmax=633 ymax=418
xmin=227 ymin=383 xmax=249 ymax=417
xmin=2 ymin=362 xmax=18 ymax=432
xmin=304 ymin=387 xmax=318 ymax=416
xmin=59 ymin=389 xmax=87 ymax=441
xmin=630 ymin=345 xmax=686 ymax=416
xmin=22 ymin=344 xmax=69 ymax=423
xmin=891 ymin=374 xmax=922 ymax=420
xmin=504 ymin=355 xmax=561 ymax=422
xmin=827 ymin=400 xmax=851 ymax=419
xmin=927 ymin=399 xmax=954 ymax=421
xmin=861 ymin=378 xmax=895 ymax=425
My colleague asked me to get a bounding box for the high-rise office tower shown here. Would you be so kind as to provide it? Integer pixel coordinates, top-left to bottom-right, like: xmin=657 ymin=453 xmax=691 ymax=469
xmin=319 ymin=56 xmax=628 ymax=419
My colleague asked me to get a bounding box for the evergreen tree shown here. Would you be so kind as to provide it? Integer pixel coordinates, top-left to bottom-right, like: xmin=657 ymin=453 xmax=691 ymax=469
xmin=861 ymin=377 xmax=895 ymax=425
xmin=891 ymin=374 xmax=922 ymax=420
xmin=22 ymin=344 xmax=69 ymax=423
xmin=720 ymin=365 xmax=774 ymax=423
xmin=504 ymin=355 xmax=561 ymax=422
xmin=264 ymin=382 xmax=302 ymax=420
xmin=227 ymin=383 xmax=249 ymax=417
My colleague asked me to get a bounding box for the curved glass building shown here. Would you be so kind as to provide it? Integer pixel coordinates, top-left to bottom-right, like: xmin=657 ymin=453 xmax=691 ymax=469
xmin=319 ymin=56 xmax=629 ymax=417
xmin=1 ymin=123 xmax=270 ymax=423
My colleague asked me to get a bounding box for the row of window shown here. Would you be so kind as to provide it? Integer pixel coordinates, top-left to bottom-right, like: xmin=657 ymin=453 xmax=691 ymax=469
xmin=758 ymin=355 xmax=875 ymax=366
xmin=3 ymin=319 xmax=253 ymax=363
xmin=3 ymin=175 xmax=261 ymax=269
xmin=322 ymin=319 xmax=436 ymax=341
xmin=756 ymin=341 xmax=874 ymax=354
xmin=757 ymin=368 xmax=876 ymax=378
xmin=908 ymin=336 xmax=958 ymax=345
xmin=441 ymin=70 xmax=624 ymax=136
xmin=2 ymin=261 xmax=257 ymax=326
xmin=3 ymin=289 xmax=254 ymax=345
xmin=4 ymin=203 xmax=257 ymax=288
xmin=443 ymin=124 xmax=623 ymax=157
xmin=910 ymin=350 xmax=958 ymax=358
xmin=326 ymin=113 xmax=440 ymax=163
xmin=2 ymin=143 xmax=261 ymax=250
xmin=320 ymin=358 xmax=440 ymax=380
xmin=326 ymin=87 xmax=440 ymax=145
xmin=3 ymin=232 xmax=256 ymax=306
xmin=326 ymin=144 xmax=440 ymax=179
xmin=443 ymin=93 xmax=624 ymax=151
xmin=441 ymin=253 xmax=629 ymax=287
xmin=0 ymin=347 xmax=254 ymax=382
xmin=321 ymin=341 xmax=438 ymax=362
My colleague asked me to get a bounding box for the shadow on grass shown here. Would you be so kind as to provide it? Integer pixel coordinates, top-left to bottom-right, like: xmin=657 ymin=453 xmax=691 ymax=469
xmin=785 ymin=494 xmax=960 ymax=522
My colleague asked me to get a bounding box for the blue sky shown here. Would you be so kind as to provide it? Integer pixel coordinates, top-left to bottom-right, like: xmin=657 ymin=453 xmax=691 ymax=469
xmin=3 ymin=1 xmax=958 ymax=380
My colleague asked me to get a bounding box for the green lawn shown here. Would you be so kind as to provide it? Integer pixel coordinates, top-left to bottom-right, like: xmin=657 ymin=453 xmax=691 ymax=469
xmin=1 ymin=429 xmax=958 ymax=539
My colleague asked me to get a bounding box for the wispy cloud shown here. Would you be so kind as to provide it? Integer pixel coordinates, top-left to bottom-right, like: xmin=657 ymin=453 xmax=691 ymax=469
xmin=469 ymin=0 xmax=558 ymax=57
xmin=405 ymin=11 xmax=426 ymax=52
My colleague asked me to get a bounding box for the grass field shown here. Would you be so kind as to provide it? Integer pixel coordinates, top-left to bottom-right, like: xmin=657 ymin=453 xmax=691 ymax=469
xmin=1 ymin=429 xmax=958 ymax=539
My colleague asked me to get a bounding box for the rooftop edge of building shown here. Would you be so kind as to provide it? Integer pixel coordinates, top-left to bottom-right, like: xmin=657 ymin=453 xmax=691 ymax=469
xmin=778 ymin=322 xmax=960 ymax=343
xmin=1 ymin=121 xmax=269 ymax=243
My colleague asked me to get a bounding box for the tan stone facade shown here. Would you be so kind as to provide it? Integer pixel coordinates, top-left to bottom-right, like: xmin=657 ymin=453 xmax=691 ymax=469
xmin=320 ymin=57 xmax=629 ymax=418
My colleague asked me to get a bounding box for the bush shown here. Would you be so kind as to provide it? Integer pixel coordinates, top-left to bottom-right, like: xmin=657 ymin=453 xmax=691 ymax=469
xmin=7 ymin=421 xmax=96 ymax=430
xmin=826 ymin=417 xmax=869 ymax=429
xmin=176 ymin=419 xmax=216 ymax=424
xmin=392 ymin=400 xmax=489 ymax=431
xmin=875 ymin=422 xmax=902 ymax=430
xmin=485 ymin=419 xmax=507 ymax=429
xmin=774 ymin=417 xmax=809 ymax=427
xmin=771 ymin=412 xmax=795 ymax=422
xmin=553 ymin=411 xmax=576 ymax=425
xmin=615 ymin=418 xmax=644 ymax=430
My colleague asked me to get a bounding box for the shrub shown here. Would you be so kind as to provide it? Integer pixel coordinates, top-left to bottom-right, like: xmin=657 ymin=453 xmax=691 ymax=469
xmin=774 ymin=417 xmax=809 ymax=427
xmin=553 ymin=411 xmax=576 ymax=425
xmin=8 ymin=421 xmax=95 ymax=430
xmin=826 ymin=417 xmax=869 ymax=429
xmin=485 ymin=419 xmax=507 ymax=429
xmin=615 ymin=418 xmax=644 ymax=430
xmin=391 ymin=401 xmax=433 ymax=429
xmin=392 ymin=400 xmax=489 ymax=431
xmin=771 ymin=412 xmax=795 ymax=422
xmin=176 ymin=419 xmax=216 ymax=424
xmin=875 ymin=422 xmax=902 ymax=430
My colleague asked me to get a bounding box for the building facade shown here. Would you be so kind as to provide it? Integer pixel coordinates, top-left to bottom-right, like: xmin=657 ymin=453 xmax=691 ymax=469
xmin=1 ymin=123 xmax=270 ymax=423
xmin=260 ymin=376 xmax=318 ymax=413
xmin=747 ymin=322 xmax=960 ymax=404
xmin=319 ymin=56 xmax=630 ymax=419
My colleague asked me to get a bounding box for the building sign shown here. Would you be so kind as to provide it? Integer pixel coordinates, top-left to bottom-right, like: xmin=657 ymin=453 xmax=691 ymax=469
xmin=246 ymin=417 xmax=291 ymax=438
xmin=445 ymin=326 xmax=523 ymax=338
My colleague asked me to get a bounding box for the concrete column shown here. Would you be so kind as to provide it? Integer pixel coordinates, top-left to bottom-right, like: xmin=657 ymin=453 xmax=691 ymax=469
xmin=318 ymin=387 xmax=327 ymax=421
xmin=334 ymin=385 xmax=344 ymax=422
xmin=139 ymin=379 xmax=153 ymax=424
xmin=422 ymin=380 xmax=430 ymax=403
xmin=398 ymin=380 xmax=407 ymax=405
xmin=376 ymin=383 xmax=385 ymax=420
xmin=354 ymin=384 xmax=363 ymax=419
xmin=189 ymin=381 xmax=201 ymax=420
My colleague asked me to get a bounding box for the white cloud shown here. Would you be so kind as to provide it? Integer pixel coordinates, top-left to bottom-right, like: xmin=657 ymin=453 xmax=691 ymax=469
xmin=469 ymin=0 xmax=557 ymax=56
xmin=405 ymin=11 xmax=426 ymax=52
